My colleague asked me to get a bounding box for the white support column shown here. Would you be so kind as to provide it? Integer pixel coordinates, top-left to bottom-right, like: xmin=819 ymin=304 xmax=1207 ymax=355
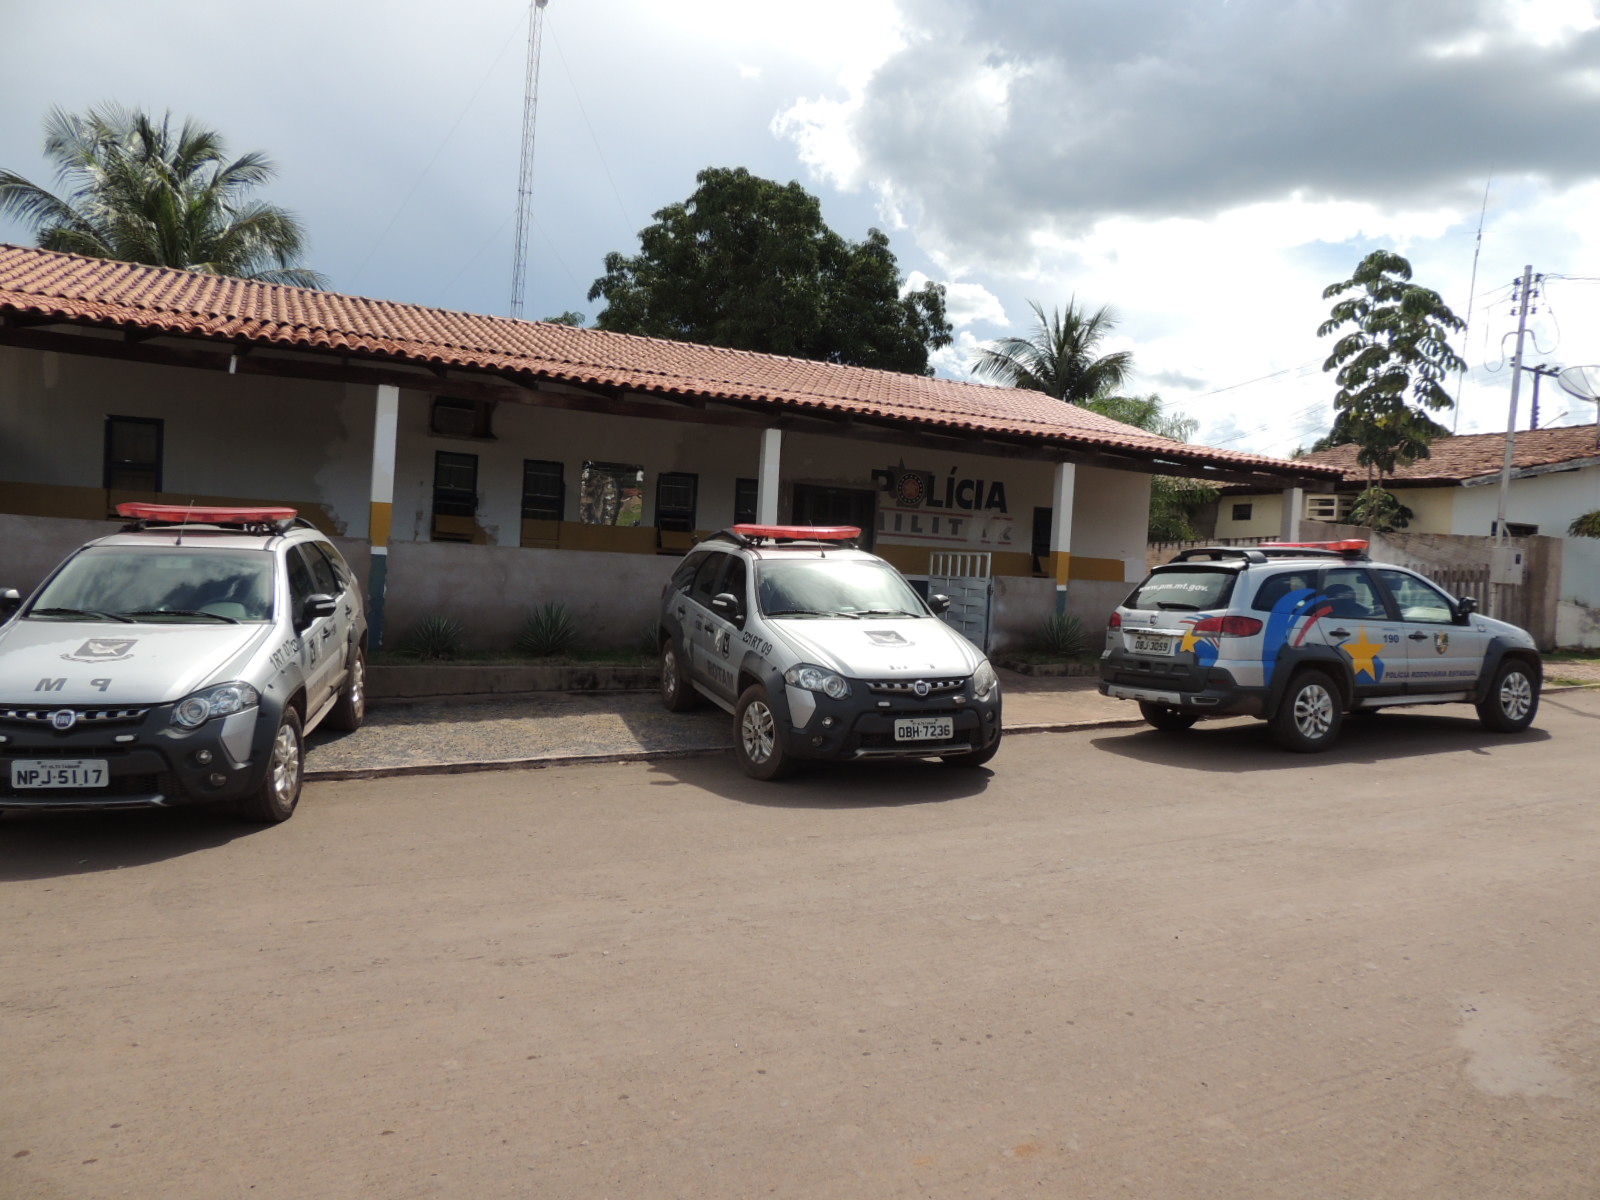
xmin=1280 ymin=487 xmax=1303 ymax=543
xmin=367 ymin=384 xmax=399 ymax=648
xmin=757 ymin=427 xmax=782 ymax=524
xmin=1051 ymin=462 xmax=1076 ymax=614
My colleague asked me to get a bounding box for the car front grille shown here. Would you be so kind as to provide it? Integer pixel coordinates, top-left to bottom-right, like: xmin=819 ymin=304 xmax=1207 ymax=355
xmin=864 ymin=677 xmax=965 ymax=698
xmin=0 ymin=705 xmax=152 ymax=727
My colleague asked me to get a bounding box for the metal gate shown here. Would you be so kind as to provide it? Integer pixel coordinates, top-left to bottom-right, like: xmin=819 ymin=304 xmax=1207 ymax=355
xmin=928 ymin=552 xmax=993 ymax=650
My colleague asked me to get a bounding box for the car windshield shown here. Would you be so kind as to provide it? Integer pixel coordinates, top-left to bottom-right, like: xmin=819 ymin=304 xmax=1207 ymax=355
xmin=1124 ymin=566 xmax=1235 ymax=612
xmin=756 ymin=559 xmax=926 ymax=618
xmin=29 ymin=547 xmax=275 ymax=623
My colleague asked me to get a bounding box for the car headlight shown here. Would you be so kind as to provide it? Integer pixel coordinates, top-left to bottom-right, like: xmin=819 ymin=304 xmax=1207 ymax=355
xmin=971 ymin=660 xmax=999 ymax=701
xmin=784 ymin=664 xmax=852 ymax=699
xmin=171 ymin=681 xmax=261 ymax=730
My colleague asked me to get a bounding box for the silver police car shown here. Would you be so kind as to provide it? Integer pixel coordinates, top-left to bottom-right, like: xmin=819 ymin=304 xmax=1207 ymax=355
xmin=0 ymin=503 xmax=366 ymax=822
xmin=657 ymin=524 xmax=1003 ymax=779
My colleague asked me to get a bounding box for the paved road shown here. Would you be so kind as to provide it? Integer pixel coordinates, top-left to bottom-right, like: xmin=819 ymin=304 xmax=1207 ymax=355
xmin=4 ymin=692 xmax=1599 ymax=1199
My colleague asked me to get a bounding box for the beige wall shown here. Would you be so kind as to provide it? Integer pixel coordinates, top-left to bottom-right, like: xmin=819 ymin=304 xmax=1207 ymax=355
xmin=1213 ymin=491 xmax=1285 ymax=539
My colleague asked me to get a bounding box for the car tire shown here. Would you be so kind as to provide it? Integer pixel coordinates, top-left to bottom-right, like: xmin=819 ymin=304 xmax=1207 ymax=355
xmin=1268 ymin=670 xmax=1342 ymax=753
xmin=941 ymin=729 xmax=1001 ymax=767
xmin=734 ymin=685 xmax=794 ymax=780
xmin=236 ymin=707 xmax=305 ymax=823
xmin=660 ymin=637 xmax=699 ymax=712
xmin=324 ymin=643 xmax=366 ymax=733
xmin=1477 ymin=658 xmax=1540 ymax=733
xmin=1139 ymin=701 xmax=1199 ymax=732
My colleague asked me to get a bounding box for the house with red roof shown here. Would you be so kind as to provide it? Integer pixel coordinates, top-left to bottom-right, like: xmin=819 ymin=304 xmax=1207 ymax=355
xmin=0 ymin=244 xmax=1336 ymax=651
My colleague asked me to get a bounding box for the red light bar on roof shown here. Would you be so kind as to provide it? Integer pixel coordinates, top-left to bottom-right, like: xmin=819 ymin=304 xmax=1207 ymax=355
xmin=117 ymin=502 xmax=298 ymax=524
xmin=732 ymin=524 xmax=861 ymax=541
xmin=1262 ymin=539 xmax=1369 ymax=554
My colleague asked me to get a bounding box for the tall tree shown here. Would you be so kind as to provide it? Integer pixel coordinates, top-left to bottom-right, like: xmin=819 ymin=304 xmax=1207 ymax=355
xmin=588 ymin=167 xmax=950 ymax=374
xmin=968 ymin=299 xmax=1132 ymax=404
xmin=1316 ymin=250 xmax=1464 ymax=486
xmin=0 ymin=104 xmax=325 ymax=287
xmin=1088 ymin=392 xmax=1217 ymax=540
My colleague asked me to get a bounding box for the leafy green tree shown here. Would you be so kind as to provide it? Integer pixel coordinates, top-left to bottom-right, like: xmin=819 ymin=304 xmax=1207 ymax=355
xmin=588 ymin=167 xmax=950 ymax=374
xmin=542 ymin=310 xmax=586 ymax=327
xmin=968 ymin=299 xmax=1132 ymax=404
xmin=1348 ymin=485 xmax=1413 ymax=533
xmin=1568 ymin=511 xmax=1600 ymax=538
xmin=1316 ymin=250 xmax=1465 ymax=486
xmin=0 ymin=104 xmax=324 ymax=287
xmin=1087 ymin=392 xmax=1217 ymax=540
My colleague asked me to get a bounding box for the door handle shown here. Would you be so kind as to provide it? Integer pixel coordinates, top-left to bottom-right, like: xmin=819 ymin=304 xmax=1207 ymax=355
xmin=1329 ymin=628 xmax=1351 ymax=639
xmin=1408 ymin=632 xmax=1428 ymax=641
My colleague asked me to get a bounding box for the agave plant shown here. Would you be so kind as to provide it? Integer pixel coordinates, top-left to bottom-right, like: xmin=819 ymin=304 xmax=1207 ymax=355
xmin=398 ymin=614 xmax=465 ymax=661
xmin=1032 ymin=611 xmax=1088 ymax=659
xmin=515 ymin=602 xmax=577 ymax=657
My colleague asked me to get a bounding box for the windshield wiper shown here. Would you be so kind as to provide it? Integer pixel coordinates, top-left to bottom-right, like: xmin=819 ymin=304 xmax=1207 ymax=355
xmin=854 ymin=609 xmax=923 ymax=618
xmin=1155 ymin=602 xmax=1201 ymax=611
xmin=765 ymin=608 xmax=862 ymax=619
xmin=119 ymin=608 xmax=240 ymax=624
xmin=28 ymin=607 xmax=135 ymax=623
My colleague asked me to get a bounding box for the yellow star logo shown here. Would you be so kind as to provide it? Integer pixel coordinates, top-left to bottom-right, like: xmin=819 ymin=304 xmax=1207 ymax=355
xmin=1181 ymin=624 xmax=1202 ymax=653
xmin=1342 ymin=626 xmax=1385 ymax=681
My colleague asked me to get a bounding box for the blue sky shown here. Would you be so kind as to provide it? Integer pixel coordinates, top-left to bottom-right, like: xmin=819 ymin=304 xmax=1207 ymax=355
xmin=4 ymin=0 xmax=1598 ymax=458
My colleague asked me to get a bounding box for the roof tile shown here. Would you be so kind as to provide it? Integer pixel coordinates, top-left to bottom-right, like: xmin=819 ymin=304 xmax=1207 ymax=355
xmin=0 ymin=245 xmax=1333 ymax=478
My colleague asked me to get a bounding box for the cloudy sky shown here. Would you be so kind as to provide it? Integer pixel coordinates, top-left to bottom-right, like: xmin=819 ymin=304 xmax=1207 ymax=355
xmin=4 ymin=0 xmax=1599 ymax=459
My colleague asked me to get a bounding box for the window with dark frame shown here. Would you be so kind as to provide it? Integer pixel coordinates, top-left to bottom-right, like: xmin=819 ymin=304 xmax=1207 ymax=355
xmin=734 ymin=478 xmax=758 ymax=525
xmin=432 ymin=451 xmax=479 ymax=542
xmin=103 ymin=415 xmax=163 ymax=493
xmin=521 ymin=459 xmax=565 ymax=521
xmin=656 ymin=471 xmax=698 ymax=532
xmin=1232 ymin=502 xmax=1253 ymax=521
xmin=1031 ymin=507 xmax=1052 ymax=560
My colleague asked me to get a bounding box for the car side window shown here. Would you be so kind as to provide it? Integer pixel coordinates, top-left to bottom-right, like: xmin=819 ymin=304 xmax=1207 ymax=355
xmin=1251 ymin=571 xmax=1313 ymax=613
xmin=1321 ymin=567 xmax=1386 ymax=619
xmin=669 ymin=552 xmax=704 ymax=596
xmin=1376 ymin=568 xmax=1455 ymax=623
xmin=286 ymin=546 xmax=317 ymax=610
xmin=688 ymin=551 xmax=728 ymax=607
xmin=311 ymin=541 xmax=351 ymax=591
xmin=721 ymin=557 xmax=748 ymax=607
xmin=299 ymin=544 xmax=341 ymax=596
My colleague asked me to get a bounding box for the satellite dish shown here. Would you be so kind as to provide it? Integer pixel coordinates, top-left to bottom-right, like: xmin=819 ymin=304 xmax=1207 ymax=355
xmin=1557 ymin=365 xmax=1600 ymax=404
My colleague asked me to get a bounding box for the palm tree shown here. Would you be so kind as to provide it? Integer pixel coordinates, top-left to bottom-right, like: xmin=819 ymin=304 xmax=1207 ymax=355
xmin=0 ymin=104 xmax=325 ymax=287
xmin=969 ymin=298 xmax=1133 ymax=404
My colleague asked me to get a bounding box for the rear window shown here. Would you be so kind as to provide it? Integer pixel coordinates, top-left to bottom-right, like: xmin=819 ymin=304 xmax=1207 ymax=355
xmin=1123 ymin=567 xmax=1235 ymax=612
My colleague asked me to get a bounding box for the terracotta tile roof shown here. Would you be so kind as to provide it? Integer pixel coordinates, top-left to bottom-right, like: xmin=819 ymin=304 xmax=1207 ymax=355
xmin=1298 ymin=424 xmax=1600 ymax=485
xmin=0 ymin=245 xmax=1333 ymax=480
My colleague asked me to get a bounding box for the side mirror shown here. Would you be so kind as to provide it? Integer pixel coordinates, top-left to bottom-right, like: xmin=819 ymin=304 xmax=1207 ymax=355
xmin=711 ymin=592 xmax=744 ymax=624
xmin=0 ymin=588 xmax=20 ymax=620
xmin=298 ymin=592 xmax=337 ymax=629
xmin=1455 ymin=595 xmax=1478 ymax=624
xmin=928 ymin=594 xmax=952 ymax=615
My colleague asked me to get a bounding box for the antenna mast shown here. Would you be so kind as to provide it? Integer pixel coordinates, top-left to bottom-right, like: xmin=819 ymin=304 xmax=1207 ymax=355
xmin=510 ymin=0 xmax=549 ymax=320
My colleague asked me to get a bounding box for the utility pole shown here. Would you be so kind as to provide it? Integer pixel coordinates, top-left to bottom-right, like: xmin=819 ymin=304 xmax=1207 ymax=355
xmin=509 ymin=0 xmax=550 ymax=320
xmin=1490 ymin=265 xmax=1537 ymax=617
xmin=1521 ymin=363 xmax=1562 ymax=431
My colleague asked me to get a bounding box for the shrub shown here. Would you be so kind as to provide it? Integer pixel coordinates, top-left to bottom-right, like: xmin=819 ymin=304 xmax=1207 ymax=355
xmin=397 ymin=613 xmax=465 ymax=661
xmin=514 ymin=602 xmax=577 ymax=657
xmin=1031 ymin=611 xmax=1088 ymax=659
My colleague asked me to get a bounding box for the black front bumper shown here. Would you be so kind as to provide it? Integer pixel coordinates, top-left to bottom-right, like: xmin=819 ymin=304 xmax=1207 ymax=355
xmin=775 ymin=683 xmax=1003 ymax=762
xmin=0 ymin=701 xmax=277 ymax=811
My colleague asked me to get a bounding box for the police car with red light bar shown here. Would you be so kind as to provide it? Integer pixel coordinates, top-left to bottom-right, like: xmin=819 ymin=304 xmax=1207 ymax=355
xmin=656 ymin=524 xmax=1003 ymax=778
xmin=1098 ymin=540 xmax=1543 ymax=751
xmin=0 ymin=503 xmax=367 ymax=821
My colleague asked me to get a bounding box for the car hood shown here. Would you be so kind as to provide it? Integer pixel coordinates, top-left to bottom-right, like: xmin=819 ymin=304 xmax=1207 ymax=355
xmin=770 ymin=616 xmax=985 ymax=679
xmin=0 ymin=619 xmax=274 ymax=705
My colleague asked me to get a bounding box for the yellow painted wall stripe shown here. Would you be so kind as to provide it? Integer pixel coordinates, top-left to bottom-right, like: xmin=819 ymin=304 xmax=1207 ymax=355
xmin=368 ymin=500 xmax=394 ymax=548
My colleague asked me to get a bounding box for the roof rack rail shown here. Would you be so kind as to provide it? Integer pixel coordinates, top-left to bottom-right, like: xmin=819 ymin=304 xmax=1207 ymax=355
xmin=1169 ymin=546 xmax=1267 ymax=564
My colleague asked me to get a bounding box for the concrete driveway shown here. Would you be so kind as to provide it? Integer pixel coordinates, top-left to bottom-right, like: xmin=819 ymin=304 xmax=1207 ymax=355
xmin=4 ymin=691 xmax=1598 ymax=1199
